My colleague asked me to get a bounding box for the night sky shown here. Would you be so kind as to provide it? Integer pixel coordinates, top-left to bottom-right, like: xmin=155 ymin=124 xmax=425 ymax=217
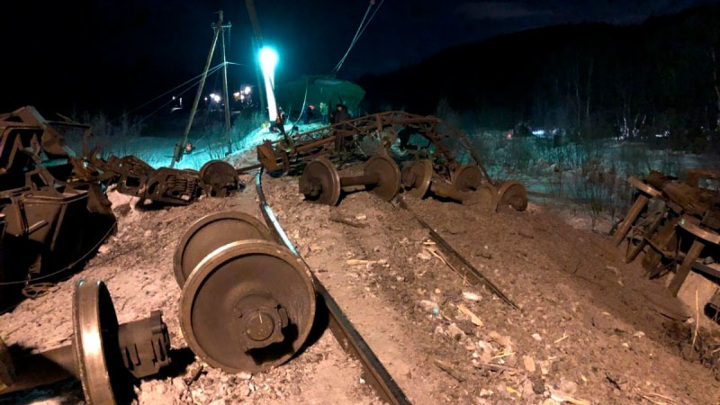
xmin=1 ymin=0 xmax=715 ymax=114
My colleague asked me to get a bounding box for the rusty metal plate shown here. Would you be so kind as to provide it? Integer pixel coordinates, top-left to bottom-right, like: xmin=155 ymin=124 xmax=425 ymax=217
xmin=199 ymin=160 xmax=240 ymax=198
xmin=496 ymin=181 xmax=528 ymax=212
xmin=364 ymin=154 xmax=400 ymax=201
xmin=299 ymin=157 xmax=341 ymax=206
xmin=179 ymin=240 xmax=316 ymax=373
xmin=402 ymin=160 xmax=432 ymax=199
xmin=257 ymin=143 xmax=279 ymax=172
xmin=173 ymin=211 xmax=273 ymax=287
xmin=73 ymin=279 xmax=127 ymax=405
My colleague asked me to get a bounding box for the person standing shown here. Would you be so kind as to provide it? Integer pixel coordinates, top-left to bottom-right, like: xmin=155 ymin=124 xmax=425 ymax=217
xmin=332 ymin=104 xmax=352 ymax=153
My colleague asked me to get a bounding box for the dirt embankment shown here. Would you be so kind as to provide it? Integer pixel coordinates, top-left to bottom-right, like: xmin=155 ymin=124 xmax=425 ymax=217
xmin=1 ymin=168 xmax=719 ymax=404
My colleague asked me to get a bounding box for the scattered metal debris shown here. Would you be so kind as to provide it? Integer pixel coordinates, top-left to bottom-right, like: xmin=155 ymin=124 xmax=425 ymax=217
xmin=0 ymin=279 xmax=171 ymax=403
xmin=243 ymin=110 xmax=527 ymax=209
xmin=0 ymin=107 xmax=117 ymax=309
xmin=237 ymin=111 xmax=490 ymax=180
xmin=0 ymin=106 xmax=244 ymax=309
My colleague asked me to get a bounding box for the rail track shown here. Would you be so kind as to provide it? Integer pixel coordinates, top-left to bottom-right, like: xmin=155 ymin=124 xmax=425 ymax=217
xmin=254 ymin=161 xmax=520 ymax=403
xmin=255 ymin=170 xmax=411 ymax=405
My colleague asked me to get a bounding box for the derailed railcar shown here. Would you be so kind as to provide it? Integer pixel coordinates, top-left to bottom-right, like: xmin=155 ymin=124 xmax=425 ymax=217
xmin=0 ymin=106 xmax=116 ymax=309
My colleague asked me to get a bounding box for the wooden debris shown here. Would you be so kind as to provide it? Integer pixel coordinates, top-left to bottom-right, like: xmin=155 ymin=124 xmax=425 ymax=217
xmin=457 ymin=304 xmax=484 ymax=327
xmin=433 ymin=358 xmax=466 ymax=382
xmin=330 ymin=214 xmax=369 ymax=228
xmin=472 ymin=360 xmax=518 ymax=373
xmin=522 ymin=355 xmax=536 ymax=373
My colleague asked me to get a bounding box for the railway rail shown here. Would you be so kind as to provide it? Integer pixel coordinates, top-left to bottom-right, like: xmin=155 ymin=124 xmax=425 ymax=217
xmin=255 ymin=170 xmax=412 ymax=405
xmin=254 ymin=161 xmax=520 ymax=403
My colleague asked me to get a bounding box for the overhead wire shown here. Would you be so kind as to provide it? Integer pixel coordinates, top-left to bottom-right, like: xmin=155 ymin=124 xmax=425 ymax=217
xmin=116 ymin=63 xmax=226 ymax=121
xmin=331 ymin=0 xmax=385 ymax=75
xmin=126 ymin=64 xmax=224 ymax=132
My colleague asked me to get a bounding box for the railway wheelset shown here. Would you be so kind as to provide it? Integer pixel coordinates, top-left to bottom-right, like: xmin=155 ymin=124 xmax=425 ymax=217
xmin=299 ymin=150 xmax=528 ymax=211
xmin=0 ymin=279 xmax=171 ymax=404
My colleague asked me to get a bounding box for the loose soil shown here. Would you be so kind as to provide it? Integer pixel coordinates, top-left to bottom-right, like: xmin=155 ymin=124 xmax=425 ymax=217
xmin=1 ymin=163 xmax=719 ymax=404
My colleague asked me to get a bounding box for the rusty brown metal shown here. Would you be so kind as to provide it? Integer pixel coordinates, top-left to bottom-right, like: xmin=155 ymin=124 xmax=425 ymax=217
xmin=495 ymin=181 xmax=529 ymax=212
xmin=0 ymin=279 xmax=172 ymax=403
xmin=173 ymin=211 xmax=274 ymax=286
xmin=238 ymin=111 xmax=492 ymax=184
xmin=199 ymin=160 xmax=241 ymax=198
xmin=178 ymin=240 xmax=316 ymax=374
xmin=300 ymin=153 xmax=401 ymax=206
xmin=613 ymin=168 xmax=720 ymax=297
xmin=255 ymin=172 xmax=411 ymax=405
xmin=612 ymin=177 xmax=662 ymax=246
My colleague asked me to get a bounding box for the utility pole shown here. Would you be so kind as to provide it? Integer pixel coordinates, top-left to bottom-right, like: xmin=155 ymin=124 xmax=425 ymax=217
xmin=245 ymin=0 xmax=266 ymax=114
xmin=171 ymin=12 xmax=222 ymax=168
xmin=220 ymin=14 xmax=232 ymax=156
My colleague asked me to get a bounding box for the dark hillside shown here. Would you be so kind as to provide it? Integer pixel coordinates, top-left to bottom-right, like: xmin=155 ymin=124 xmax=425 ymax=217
xmin=358 ymin=4 xmax=720 ymax=141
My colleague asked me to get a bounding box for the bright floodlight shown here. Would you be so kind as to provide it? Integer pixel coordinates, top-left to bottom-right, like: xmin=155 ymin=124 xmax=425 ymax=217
xmin=259 ymin=46 xmax=279 ymax=121
xmin=244 ymin=86 xmax=251 ymax=95
xmin=259 ymin=47 xmax=278 ymax=73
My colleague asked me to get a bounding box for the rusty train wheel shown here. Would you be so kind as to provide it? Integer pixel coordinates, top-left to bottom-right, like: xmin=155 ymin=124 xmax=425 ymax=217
xmin=402 ymin=160 xmax=433 ymax=199
xmin=179 ymin=240 xmax=316 ymax=374
xmin=173 ymin=212 xmax=273 ymax=287
xmin=452 ymin=165 xmax=483 ymax=192
xmin=73 ymin=279 xmax=128 ymax=405
xmin=299 ymin=157 xmax=341 ymax=206
xmin=496 ymin=181 xmax=528 ymax=212
xmin=364 ymin=154 xmax=401 ymax=201
xmin=199 ymin=160 xmax=240 ymax=198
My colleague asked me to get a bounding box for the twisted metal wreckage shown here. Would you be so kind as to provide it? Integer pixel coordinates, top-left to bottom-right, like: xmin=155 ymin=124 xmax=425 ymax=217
xmin=0 ymin=106 xmax=241 ymax=306
xmin=613 ymin=168 xmax=720 ymax=310
xmin=1 ymin=108 xmax=531 ymax=404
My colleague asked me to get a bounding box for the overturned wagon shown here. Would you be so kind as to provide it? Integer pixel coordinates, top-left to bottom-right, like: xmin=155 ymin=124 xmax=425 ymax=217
xmin=615 ymin=168 xmax=720 ymax=297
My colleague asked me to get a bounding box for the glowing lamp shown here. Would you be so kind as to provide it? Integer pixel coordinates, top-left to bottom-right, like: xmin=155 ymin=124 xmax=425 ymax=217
xmin=259 ymin=46 xmax=279 ymax=121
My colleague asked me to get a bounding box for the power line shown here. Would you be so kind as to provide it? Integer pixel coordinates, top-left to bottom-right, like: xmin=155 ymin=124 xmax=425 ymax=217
xmin=331 ymin=0 xmax=385 ymax=76
xmin=116 ymin=63 xmax=225 ymax=121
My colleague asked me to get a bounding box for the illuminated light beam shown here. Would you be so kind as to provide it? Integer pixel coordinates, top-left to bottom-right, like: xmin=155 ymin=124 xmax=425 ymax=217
xmin=259 ymin=46 xmax=279 ymax=121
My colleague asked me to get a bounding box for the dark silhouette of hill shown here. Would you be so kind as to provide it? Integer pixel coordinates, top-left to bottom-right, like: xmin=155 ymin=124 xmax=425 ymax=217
xmin=357 ymin=3 xmax=720 ymax=136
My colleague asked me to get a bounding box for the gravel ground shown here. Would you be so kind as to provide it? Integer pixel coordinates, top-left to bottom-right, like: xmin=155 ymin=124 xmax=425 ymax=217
xmin=1 ymin=164 xmax=720 ymax=405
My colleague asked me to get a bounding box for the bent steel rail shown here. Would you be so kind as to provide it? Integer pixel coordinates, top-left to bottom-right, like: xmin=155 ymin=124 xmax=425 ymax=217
xmin=254 ymin=171 xmax=411 ymax=405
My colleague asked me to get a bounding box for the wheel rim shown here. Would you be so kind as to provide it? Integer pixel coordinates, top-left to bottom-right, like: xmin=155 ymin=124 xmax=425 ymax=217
xmin=364 ymin=155 xmax=400 ymax=201
xmin=403 ymin=160 xmax=432 ymax=199
xmin=179 ymin=240 xmax=316 ymax=373
xmin=452 ymin=165 xmax=483 ymax=192
xmin=199 ymin=160 xmax=240 ymax=198
xmin=496 ymin=181 xmax=528 ymax=212
xmin=73 ymin=279 xmax=126 ymax=405
xmin=173 ymin=212 xmax=273 ymax=287
xmin=299 ymin=157 xmax=341 ymax=205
